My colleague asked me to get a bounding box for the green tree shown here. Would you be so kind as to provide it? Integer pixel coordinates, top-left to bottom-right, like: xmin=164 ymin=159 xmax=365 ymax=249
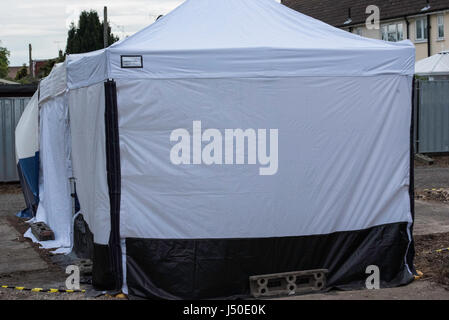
xmin=66 ymin=10 xmax=119 ymax=54
xmin=0 ymin=46 xmax=10 ymax=79
xmin=15 ymin=64 xmax=28 ymax=80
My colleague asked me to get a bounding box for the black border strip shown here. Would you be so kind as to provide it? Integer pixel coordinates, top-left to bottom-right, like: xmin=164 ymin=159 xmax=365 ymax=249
xmin=406 ymin=75 xmax=416 ymax=275
xmin=125 ymin=222 xmax=413 ymax=299
xmin=104 ymin=79 xmax=123 ymax=290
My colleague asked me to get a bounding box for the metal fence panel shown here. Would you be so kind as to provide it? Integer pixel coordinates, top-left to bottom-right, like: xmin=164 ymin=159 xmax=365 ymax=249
xmin=416 ymin=80 xmax=449 ymax=154
xmin=0 ymin=97 xmax=30 ymax=182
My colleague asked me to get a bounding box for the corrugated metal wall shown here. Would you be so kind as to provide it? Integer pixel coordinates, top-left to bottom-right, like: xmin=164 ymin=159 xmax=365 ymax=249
xmin=0 ymin=97 xmax=30 ymax=182
xmin=416 ymin=80 xmax=449 ymax=153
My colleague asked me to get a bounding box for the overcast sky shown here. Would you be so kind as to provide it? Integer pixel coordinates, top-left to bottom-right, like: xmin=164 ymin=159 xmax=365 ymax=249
xmin=0 ymin=0 xmax=281 ymax=67
xmin=0 ymin=0 xmax=280 ymax=66
xmin=0 ymin=0 xmax=185 ymax=66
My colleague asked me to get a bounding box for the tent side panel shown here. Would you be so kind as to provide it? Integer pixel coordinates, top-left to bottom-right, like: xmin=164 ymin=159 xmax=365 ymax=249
xmin=68 ymin=83 xmax=115 ymax=290
xmin=68 ymin=83 xmax=110 ymax=244
xmin=116 ymin=75 xmax=414 ymax=298
xmin=117 ymin=76 xmax=413 ymax=239
xmin=36 ymin=95 xmax=72 ymax=248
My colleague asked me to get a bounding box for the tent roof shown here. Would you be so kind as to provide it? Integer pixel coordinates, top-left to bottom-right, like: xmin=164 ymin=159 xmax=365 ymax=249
xmin=415 ymin=51 xmax=449 ymax=76
xmin=39 ymin=62 xmax=67 ymax=102
xmin=111 ymin=0 xmax=405 ymax=51
xmin=67 ymin=0 xmax=414 ymax=88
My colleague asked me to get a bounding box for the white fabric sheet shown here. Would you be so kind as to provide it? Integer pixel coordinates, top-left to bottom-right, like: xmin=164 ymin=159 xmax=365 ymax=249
xmin=24 ymin=225 xmax=71 ymax=254
xmin=68 ymin=83 xmax=111 ymax=245
xmin=117 ymin=75 xmax=413 ymax=239
xmin=39 ymin=62 xmax=67 ymax=103
xmin=36 ymin=94 xmax=73 ymax=249
xmin=63 ymin=0 xmax=415 ymax=244
xmin=15 ymin=91 xmax=39 ymax=161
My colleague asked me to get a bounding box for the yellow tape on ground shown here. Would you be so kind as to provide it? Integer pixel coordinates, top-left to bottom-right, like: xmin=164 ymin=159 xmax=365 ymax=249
xmin=1 ymin=285 xmax=85 ymax=294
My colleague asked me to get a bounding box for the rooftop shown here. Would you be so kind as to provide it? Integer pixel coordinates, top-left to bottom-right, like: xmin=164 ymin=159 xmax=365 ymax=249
xmin=282 ymin=0 xmax=449 ymax=27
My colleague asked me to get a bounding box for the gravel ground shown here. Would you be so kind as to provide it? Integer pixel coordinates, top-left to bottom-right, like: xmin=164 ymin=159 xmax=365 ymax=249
xmin=280 ymin=279 xmax=449 ymax=300
xmin=0 ymin=189 xmax=25 ymax=218
xmin=0 ymin=186 xmax=115 ymax=300
xmin=415 ymin=167 xmax=449 ymax=190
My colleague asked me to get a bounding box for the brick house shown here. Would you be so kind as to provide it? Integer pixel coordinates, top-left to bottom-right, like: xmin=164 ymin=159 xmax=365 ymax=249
xmin=7 ymin=66 xmax=22 ymax=80
xmin=282 ymin=0 xmax=449 ymax=61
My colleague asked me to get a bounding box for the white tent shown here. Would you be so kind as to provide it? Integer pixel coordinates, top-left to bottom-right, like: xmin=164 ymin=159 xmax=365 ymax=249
xmin=415 ymin=51 xmax=449 ymax=78
xmin=33 ymin=63 xmax=73 ymax=252
xmin=18 ymin=0 xmax=416 ymax=299
xmin=16 ymin=63 xmax=75 ymax=253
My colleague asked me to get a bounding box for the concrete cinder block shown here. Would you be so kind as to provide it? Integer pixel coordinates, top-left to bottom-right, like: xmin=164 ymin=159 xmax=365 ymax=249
xmin=30 ymin=222 xmax=55 ymax=241
xmin=249 ymin=269 xmax=327 ymax=298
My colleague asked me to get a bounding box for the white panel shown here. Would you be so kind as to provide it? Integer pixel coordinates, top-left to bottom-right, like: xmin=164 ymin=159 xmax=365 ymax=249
xmin=117 ymin=75 xmax=413 ymax=239
xmin=39 ymin=62 xmax=67 ymax=102
xmin=15 ymin=91 xmax=39 ymax=161
xmin=36 ymin=94 xmax=73 ymax=249
xmin=66 ymin=50 xmax=107 ymax=90
xmin=68 ymin=83 xmax=110 ymax=245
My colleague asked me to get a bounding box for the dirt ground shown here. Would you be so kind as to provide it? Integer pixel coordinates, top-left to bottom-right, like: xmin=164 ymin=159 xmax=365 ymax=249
xmin=414 ymin=232 xmax=449 ymax=288
xmin=0 ymin=183 xmax=22 ymax=194
xmin=0 ymin=184 xmax=115 ymax=300
xmin=415 ymin=155 xmax=449 ymax=168
xmin=0 ymin=157 xmax=449 ymax=300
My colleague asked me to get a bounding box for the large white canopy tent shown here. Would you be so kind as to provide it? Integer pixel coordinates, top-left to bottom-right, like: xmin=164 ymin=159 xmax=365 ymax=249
xmin=17 ymin=0 xmax=416 ymax=299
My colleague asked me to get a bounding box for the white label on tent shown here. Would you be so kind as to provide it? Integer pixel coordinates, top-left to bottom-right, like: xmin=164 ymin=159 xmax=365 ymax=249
xmin=121 ymin=56 xmax=143 ymax=68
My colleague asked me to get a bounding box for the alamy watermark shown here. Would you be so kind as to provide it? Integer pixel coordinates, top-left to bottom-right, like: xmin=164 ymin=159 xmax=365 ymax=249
xmin=170 ymin=121 xmax=279 ymax=176
xmin=365 ymin=5 xmax=380 ymax=30
xmin=365 ymin=265 xmax=380 ymax=289
xmin=365 ymin=5 xmax=381 ymax=31
xmin=65 ymin=265 xmax=80 ymax=290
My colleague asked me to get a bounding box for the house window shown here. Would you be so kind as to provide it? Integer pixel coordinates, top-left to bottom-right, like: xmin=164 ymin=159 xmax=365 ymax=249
xmin=415 ymin=17 xmax=428 ymax=41
xmin=437 ymin=14 xmax=444 ymax=39
xmin=381 ymin=23 xmax=404 ymax=42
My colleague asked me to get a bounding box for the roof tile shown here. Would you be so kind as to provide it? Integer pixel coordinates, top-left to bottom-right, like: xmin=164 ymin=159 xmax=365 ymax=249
xmin=282 ymin=0 xmax=449 ymax=27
